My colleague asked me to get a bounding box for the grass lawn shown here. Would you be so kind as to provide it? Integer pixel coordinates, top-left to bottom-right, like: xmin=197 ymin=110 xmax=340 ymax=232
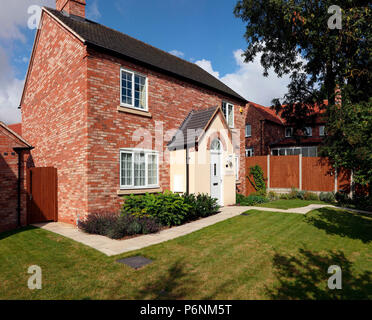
xmin=0 ymin=207 xmax=371 ymax=300
xmin=257 ymin=199 xmax=328 ymax=210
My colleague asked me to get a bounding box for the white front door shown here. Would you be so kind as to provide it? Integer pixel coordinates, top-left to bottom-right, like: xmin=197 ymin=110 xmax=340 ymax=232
xmin=210 ymin=151 xmax=222 ymax=206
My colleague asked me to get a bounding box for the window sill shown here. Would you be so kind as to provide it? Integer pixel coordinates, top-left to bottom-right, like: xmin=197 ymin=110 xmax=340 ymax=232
xmin=117 ymin=187 xmax=162 ymax=195
xmin=117 ymin=106 xmax=152 ymax=118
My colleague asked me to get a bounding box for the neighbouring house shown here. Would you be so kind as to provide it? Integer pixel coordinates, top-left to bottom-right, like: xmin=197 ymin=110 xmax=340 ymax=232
xmin=244 ymin=102 xmax=284 ymax=157
xmin=0 ymin=122 xmax=33 ymax=232
xmin=20 ymin=0 xmax=248 ymax=225
xmin=244 ymin=102 xmax=327 ymax=157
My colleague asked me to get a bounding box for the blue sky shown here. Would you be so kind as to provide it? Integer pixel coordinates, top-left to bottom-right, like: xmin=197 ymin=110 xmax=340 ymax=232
xmin=0 ymin=0 xmax=291 ymax=124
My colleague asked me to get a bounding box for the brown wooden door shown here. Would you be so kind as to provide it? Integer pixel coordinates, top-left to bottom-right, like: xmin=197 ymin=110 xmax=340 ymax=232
xmin=27 ymin=167 xmax=58 ymax=224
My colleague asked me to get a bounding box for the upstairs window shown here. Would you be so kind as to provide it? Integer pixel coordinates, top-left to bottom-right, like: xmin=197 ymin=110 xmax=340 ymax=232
xmin=121 ymin=68 xmax=147 ymax=110
xmin=303 ymin=127 xmax=312 ymax=136
xmin=285 ymin=127 xmax=293 ymax=137
xmin=245 ymin=148 xmax=254 ymax=157
xmin=245 ymin=124 xmax=251 ymax=137
xmin=319 ymin=126 xmax=325 ymax=136
xmin=222 ymin=102 xmax=234 ymax=128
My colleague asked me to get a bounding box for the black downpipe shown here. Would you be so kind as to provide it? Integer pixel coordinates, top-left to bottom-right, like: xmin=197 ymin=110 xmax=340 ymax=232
xmin=13 ymin=146 xmax=33 ymax=227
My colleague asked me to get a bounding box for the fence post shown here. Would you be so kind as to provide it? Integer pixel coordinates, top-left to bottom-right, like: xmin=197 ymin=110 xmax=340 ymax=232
xmin=350 ymin=170 xmax=354 ymax=199
xmin=299 ymin=154 xmax=302 ymax=190
xmin=334 ymin=168 xmax=338 ymax=193
xmin=267 ymin=154 xmax=270 ymax=190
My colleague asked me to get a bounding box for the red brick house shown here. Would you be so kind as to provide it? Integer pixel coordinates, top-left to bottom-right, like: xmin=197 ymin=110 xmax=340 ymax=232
xmin=20 ymin=0 xmax=248 ymax=225
xmin=244 ymin=102 xmax=326 ymax=157
xmin=0 ymin=122 xmax=33 ymax=232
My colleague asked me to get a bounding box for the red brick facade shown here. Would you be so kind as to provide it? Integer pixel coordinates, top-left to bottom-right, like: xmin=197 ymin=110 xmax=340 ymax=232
xmin=0 ymin=125 xmax=29 ymax=232
xmin=21 ymin=9 xmax=247 ymax=225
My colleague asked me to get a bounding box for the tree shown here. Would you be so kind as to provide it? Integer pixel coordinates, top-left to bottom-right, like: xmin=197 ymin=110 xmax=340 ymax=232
xmin=234 ymin=0 xmax=371 ymax=188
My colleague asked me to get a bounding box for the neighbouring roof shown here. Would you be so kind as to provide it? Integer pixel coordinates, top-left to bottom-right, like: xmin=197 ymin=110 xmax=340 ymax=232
xmin=44 ymin=7 xmax=247 ymax=103
xmin=167 ymin=106 xmax=226 ymax=149
xmin=8 ymin=123 xmax=22 ymax=136
xmin=270 ymin=137 xmax=324 ymax=147
xmin=248 ymin=102 xmax=283 ymax=125
xmin=0 ymin=122 xmax=32 ymax=148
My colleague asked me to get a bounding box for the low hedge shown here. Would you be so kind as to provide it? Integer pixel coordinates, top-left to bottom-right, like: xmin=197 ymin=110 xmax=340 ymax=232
xmin=236 ymin=193 xmax=268 ymax=206
xmin=78 ymin=212 xmax=161 ymax=239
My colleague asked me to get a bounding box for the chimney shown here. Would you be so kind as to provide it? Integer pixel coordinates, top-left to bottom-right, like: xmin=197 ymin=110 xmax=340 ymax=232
xmin=56 ymin=0 xmax=86 ymax=18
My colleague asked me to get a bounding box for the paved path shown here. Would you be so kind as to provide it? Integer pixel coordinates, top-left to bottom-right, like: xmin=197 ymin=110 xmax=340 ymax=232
xmin=32 ymin=204 xmax=370 ymax=256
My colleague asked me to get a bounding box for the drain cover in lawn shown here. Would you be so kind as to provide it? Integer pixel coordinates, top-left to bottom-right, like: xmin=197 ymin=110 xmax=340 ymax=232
xmin=117 ymin=256 xmax=153 ymax=269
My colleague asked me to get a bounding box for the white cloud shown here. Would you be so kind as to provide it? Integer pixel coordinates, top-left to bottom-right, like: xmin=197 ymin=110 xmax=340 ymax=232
xmin=195 ymin=49 xmax=292 ymax=106
xmin=195 ymin=59 xmax=220 ymax=79
xmin=169 ymin=50 xmax=185 ymax=58
xmin=0 ymin=0 xmax=55 ymax=41
xmin=86 ymin=0 xmax=101 ymax=20
xmin=0 ymin=47 xmax=24 ymax=124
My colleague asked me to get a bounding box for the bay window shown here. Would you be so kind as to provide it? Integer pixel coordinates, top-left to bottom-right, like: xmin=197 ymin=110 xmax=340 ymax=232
xmin=120 ymin=68 xmax=147 ymax=110
xmin=120 ymin=149 xmax=158 ymax=189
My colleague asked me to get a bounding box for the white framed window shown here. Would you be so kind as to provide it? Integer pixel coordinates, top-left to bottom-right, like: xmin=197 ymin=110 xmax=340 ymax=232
xmin=285 ymin=127 xmax=293 ymax=137
xmin=271 ymin=147 xmax=317 ymax=157
xmin=120 ymin=149 xmax=159 ymax=189
xmin=245 ymin=124 xmax=251 ymax=137
xmin=319 ymin=125 xmax=325 ymax=136
xmin=245 ymin=148 xmax=254 ymax=157
xmin=120 ymin=68 xmax=148 ymax=111
xmin=303 ymin=127 xmax=312 ymax=136
xmin=235 ymin=155 xmax=239 ymax=181
xmin=222 ymin=101 xmax=234 ymax=128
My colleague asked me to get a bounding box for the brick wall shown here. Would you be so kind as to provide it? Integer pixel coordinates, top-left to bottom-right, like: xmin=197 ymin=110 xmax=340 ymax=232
xmin=21 ymin=10 xmax=247 ymax=224
xmin=0 ymin=127 xmax=28 ymax=232
xmin=22 ymin=12 xmax=89 ymax=225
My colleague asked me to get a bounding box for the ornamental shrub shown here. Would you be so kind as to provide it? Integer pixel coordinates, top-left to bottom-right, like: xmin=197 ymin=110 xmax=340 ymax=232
xmin=247 ymin=165 xmax=266 ymax=196
xmin=78 ymin=212 xmax=118 ymax=236
xmin=182 ymin=193 xmax=220 ymax=221
xmin=319 ymin=192 xmax=336 ymax=203
xmin=304 ymin=191 xmax=319 ymax=201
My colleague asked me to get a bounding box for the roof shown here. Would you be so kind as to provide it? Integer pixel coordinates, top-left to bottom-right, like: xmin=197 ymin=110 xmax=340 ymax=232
xmin=248 ymin=102 xmax=283 ymax=125
xmin=270 ymin=137 xmax=324 ymax=147
xmin=8 ymin=123 xmax=22 ymax=136
xmin=167 ymin=106 xmax=227 ymax=149
xmin=0 ymin=122 xmax=32 ymax=149
xmin=44 ymin=7 xmax=247 ymax=103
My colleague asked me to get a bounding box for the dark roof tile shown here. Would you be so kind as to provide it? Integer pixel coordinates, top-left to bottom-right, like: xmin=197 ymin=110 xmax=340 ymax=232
xmin=45 ymin=8 xmax=246 ymax=103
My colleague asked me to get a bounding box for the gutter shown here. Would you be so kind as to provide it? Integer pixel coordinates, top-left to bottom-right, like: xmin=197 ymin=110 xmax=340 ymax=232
xmin=13 ymin=146 xmax=34 ymax=227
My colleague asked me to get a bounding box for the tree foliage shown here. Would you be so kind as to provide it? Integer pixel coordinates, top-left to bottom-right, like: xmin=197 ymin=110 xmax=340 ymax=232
xmin=235 ymin=0 xmax=371 ymax=186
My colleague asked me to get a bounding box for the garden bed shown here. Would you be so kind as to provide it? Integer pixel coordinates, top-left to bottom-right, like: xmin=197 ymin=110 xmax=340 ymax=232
xmin=78 ymin=191 xmax=220 ymax=240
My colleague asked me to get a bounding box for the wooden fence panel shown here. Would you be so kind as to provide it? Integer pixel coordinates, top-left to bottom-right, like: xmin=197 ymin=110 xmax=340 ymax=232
xmin=302 ymin=157 xmax=335 ymax=192
xmin=270 ymin=155 xmax=299 ymax=189
xmin=245 ymin=156 xmax=268 ymax=196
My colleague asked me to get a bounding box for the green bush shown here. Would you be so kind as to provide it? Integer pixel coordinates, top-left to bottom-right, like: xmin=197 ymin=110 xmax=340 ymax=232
xmin=182 ymin=193 xmax=220 ymax=221
xmin=279 ymin=193 xmax=290 ymax=200
xmin=236 ymin=193 xmax=268 ymax=205
xmin=304 ymin=191 xmax=319 ymax=201
xmin=288 ymin=187 xmax=306 ymax=200
xmin=319 ymin=192 xmax=336 ymax=203
xmin=122 ymin=191 xmax=191 ymax=226
xmin=267 ymin=191 xmax=279 ymax=201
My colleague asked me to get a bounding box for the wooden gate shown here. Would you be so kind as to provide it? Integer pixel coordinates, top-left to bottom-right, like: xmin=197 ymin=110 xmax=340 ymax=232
xmin=27 ymin=167 xmax=58 ymax=224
